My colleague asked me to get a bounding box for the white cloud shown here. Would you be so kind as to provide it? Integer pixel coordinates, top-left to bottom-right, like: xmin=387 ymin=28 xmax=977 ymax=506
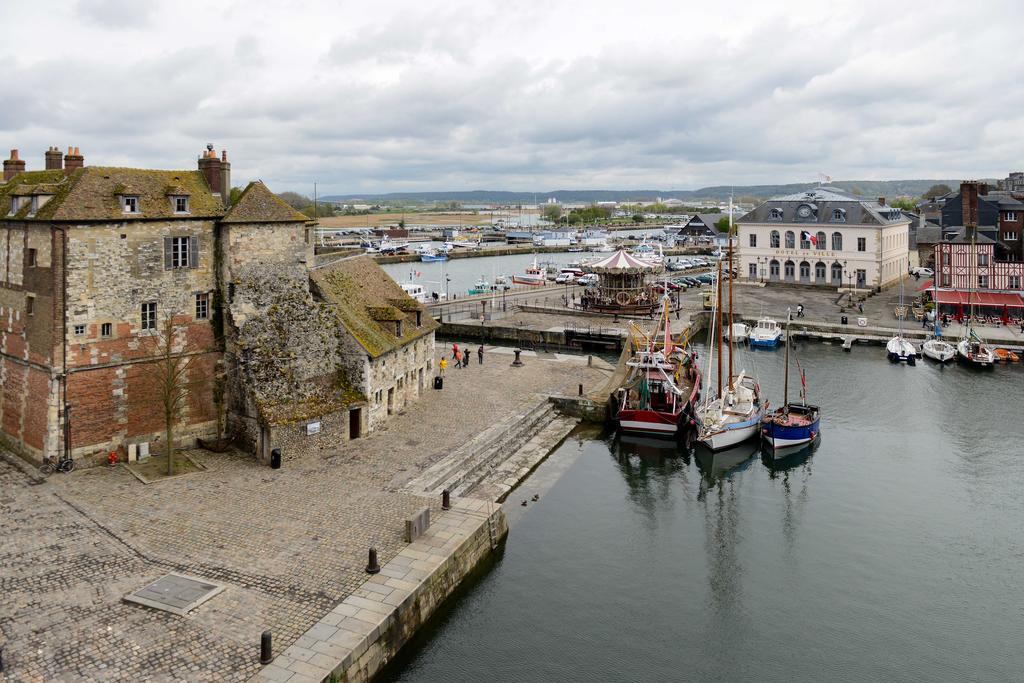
xmin=1 ymin=0 xmax=1022 ymax=194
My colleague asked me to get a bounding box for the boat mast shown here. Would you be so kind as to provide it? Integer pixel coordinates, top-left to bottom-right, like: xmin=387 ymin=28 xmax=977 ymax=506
xmin=727 ymin=196 xmax=735 ymax=391
xmin=783 ymin=313 xmax=790 ymax=406
xmin=716 ymin=257 xmax=723 ymax=400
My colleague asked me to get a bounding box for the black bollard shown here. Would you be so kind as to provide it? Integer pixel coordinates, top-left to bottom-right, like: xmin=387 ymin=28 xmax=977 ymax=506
xmin=366 ymin=547 xmax=381 ymax=574
xmin=578 ymin=383 xmax=583 ymax=396
xmin=511 ymin=349 xmax=524 ymax=367
xmin=260 ymin=630 xmax=273 ymax=665
xmin=442 ymin=489 xmax=451 ymax=510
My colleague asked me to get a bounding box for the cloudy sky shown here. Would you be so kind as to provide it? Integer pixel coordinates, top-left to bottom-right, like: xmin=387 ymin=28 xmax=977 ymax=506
xmin=3 ymin=0 xmax=1023 ymax=194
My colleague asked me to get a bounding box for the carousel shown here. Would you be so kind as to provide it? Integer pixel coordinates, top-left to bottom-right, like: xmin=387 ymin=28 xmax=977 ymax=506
xmin=579 ymin=249 xmax=664 ymax=316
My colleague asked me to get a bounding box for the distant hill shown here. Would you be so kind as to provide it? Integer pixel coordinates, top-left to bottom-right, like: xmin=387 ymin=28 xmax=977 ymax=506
xmin=320 ymin=180 xmax=980 ymax=205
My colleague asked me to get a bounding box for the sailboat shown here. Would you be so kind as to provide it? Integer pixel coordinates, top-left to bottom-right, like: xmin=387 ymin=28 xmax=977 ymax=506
xmin=922 ymin=272 xmax=955 ymax=362
xmin=762 ymin=312 xmax=820 ymax=452
xmin=615 ymin=298 xmax=701 ymax=436
xmin=696 ymin=199 xmax=765 ymax=451
xmin=956 ymin=226 xmax=996 ymax=369
xmin=886 ymin=275 xmax=917 ymax=364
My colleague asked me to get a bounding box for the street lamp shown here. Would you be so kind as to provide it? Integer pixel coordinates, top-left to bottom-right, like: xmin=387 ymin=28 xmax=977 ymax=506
xmin=445 ymin=274 xmax=451 ymax=301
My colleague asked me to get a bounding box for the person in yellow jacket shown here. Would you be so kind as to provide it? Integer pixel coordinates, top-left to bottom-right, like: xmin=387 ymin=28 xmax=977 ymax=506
xmin=439 ymin=357 xmax=448 ymax=375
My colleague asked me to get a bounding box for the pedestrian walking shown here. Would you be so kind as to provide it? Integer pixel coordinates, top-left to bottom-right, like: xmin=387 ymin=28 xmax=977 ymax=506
xmin=858 ymin=302 xmax=864 ymax=314
xmin=477 ymin=345 xmax=484 ymax=364
xmin=439 ymin=358 xmax=447 ymax=375
xmin=454 ymin=349 xmax=462 ymax=368
xmin=451 ymin=343 xmax=459 ymax=361
xmin=796 ymin=304 xmax=804 ymax=318
xmin=463 ymin=350 xmax=470 ymax=368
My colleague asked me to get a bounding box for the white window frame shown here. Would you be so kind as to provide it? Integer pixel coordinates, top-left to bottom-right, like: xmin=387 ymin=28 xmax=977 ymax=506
xmin=173 ymin=196 xmax=190 ymax=214
xmin=978 ymin=253 xmax=989 ymax=266
xmin=1009 ymin=275 xmax=1021 ymax=289
xmin=768 ymin=208 xmax=783 ymax=221
xmin=978 ymin=275 xmax=988 ymax=289
xmin=74 ymin=324 xmax=85 ymax=336
xmin=857 ymin=237 xmax=866 ymax=252
xmin=123 ymin=195 xmax=140 ymax=214
xmin=1005 ymin=212 xmax=1017 ymax=222
xmin=171 ymin=236 xmax=191 ymax=268
xmin=749 ymin=233 xmax=756 ymax=247
xmin=1004 ymin=231 xmax=1018 ymax=241
xmin=101 ymin=322 xmax=113 ymax=338
xmin=141 ymin=302 xmax=157 ymax=331
xmin=195 ymin=292 xmax=209 ymax=320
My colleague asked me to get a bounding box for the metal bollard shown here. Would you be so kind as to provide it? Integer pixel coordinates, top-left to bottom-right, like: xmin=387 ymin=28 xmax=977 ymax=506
xmin=588 ymin=355 xmax=593 ymax=367
xmin=442 ymin=489 xmax=451 ymax=510
xmin=511 ymin=349 xmax=524 ymax=367
xmin=260 ymin=630 xmax=273 ymax=665
xmin=366 ymin=547 xmax=381 ymax=574
xmin=578 ymin=384 xmax=583 ymax=396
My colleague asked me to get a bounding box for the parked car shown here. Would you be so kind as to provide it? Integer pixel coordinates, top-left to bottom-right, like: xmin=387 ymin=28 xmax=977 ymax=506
xmin=910 ymin=267 xmax=934 ymax=277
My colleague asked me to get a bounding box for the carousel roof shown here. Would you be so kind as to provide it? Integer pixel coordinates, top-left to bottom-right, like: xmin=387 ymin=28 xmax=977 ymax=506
xmin=587 ymin=249 xmax=661 ymax=273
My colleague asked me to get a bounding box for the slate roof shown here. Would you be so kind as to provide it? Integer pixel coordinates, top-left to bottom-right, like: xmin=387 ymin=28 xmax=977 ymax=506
xmin=222 ymin=180 xmax=308 ymax=223
xmin=684 ymin=214 xmax=728 ymax=234
xmin=310 ymin=255 xmax=438 ymax=358
xmin=916 ymin=224 xmax=943 ymax=245
xmin=737 ymin=185 xmax=909 ymax=226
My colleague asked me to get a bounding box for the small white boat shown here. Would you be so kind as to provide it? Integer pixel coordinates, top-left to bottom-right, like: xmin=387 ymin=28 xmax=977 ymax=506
xmin=722 ymin=322 xmax=750 ymax=343
xmin=886 ymin=336 xmax=917 ymax=364
xmin=956 ymin=336 xmax=995 ymax=368
xmin=922 ymin=338 xmax=955 ymax=363
xmin=749 ymin=317 xmax=783 ymax=348
xmin=512 ymin=258 xmax=547 ymax=286
xmin=399 ymin=282 xmax=428 ymax=303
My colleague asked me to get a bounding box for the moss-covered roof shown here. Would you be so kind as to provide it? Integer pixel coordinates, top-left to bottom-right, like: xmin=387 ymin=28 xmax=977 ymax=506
xmin=310 ymin=255 xmax=438 ymax=358
xmin=1 ymin=167 xmax=227 ymax=221
xmin=258 ymin=375 xmax=367 ymax=427
xmin=222 ymin=180 xmax=309 ymax=223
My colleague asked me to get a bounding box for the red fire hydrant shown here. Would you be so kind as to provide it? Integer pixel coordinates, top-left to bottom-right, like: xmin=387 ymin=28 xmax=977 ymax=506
xmin=108 ymin=450 xmax=118 ymax=467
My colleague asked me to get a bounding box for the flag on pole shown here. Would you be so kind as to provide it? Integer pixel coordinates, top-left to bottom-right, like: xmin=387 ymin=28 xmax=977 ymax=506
xmin=801 ymin=231 xmax=817 ymax=246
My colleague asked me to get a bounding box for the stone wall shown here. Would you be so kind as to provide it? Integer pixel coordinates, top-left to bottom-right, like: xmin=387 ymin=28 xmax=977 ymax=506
xmin=364 ymin=334 xmax=434 ymax=430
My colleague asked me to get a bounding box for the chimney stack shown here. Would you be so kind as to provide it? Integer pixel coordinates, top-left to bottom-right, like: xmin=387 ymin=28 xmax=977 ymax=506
xmin=4 ymin=149 xmax=26 ymax=181
xmin=961 ymin=181 xmax=979 ymax=233
xmin=197 ymin=144 xmax=222 ymax=197
xmin=45 ymin=146 xmax=63 ymax=170
xmin=878 ymin=197 xmax=886 ymax=206
xmin=219 ymin=150 xmax=231 ymax=208
xmin=63 ymin=146 xmax=84 ymax=174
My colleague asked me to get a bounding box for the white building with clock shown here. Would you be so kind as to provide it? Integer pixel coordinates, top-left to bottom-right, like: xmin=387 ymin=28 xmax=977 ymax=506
xmin=735 ymin=186 xmax=911 ymax=291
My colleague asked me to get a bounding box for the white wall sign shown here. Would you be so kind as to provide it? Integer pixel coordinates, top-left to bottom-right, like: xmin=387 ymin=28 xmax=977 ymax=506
xmin=306 ymin=421 xmax=321 ymax=436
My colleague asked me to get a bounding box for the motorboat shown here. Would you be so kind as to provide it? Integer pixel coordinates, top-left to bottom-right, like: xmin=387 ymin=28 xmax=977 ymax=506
xmin=419 ymin=248 xmax=447 ymax=262
xmin=922 ymin=338 xmax=955 ymax=363
xmin=512 ymin=257 xmax=547 ymax=286
xmin=994 ymin=348 xmax=1021 ymax=363
xmin=749 ymin=317 xmax=783 ymax=348
xmin=886 ymin=336 xmax=917 ymax=364
xmin=467 ymin=277 xmax=491 ymax=295
xmin=399 ymin=282 xmax=428 ymax=303
xmin=722 ymin=322 xmax=750 ymax=343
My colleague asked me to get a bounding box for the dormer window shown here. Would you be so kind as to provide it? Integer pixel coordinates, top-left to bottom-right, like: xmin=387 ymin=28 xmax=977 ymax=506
xmin=122 ymin=195 xmax=140 ymax=214
xmin=395 ymin=320 xmax=403 ymax=336
xmin=768 ymin=208 xmax=784 ymax=221
xmin=831 ymin=209 xmax=846 ymax=223
xmin=9 ymin=196 xmax=29 ymax=216
xmin=172 ymin=196 xmax=190 ymax=214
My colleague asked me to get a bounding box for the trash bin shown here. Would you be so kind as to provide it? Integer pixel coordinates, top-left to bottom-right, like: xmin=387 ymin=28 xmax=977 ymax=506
xmin=841 ymin=315 xmax=848 ymax=325
xmin=270 ymin=448 xmax=282 ymax=469
xmin=433 ymin=376 xmax=443 ymax=390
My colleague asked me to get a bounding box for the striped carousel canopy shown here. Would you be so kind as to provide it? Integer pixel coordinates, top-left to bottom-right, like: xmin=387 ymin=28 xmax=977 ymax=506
xmin=587 ymin=249 xmax=661 ymax=273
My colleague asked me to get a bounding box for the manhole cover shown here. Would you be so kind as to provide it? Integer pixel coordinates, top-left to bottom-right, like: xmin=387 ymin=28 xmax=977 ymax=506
xmin=123 ymin=573 xmax=225 ymax=616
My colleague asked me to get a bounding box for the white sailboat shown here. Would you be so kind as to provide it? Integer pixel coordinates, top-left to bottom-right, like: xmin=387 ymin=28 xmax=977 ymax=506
xmin=697 ymin=199 xmax=765 ymax=451
xmin=956 ymin=227 xmax=996 ymax=368
xmin=922 ymin=270 xmax=955 ymax=362
xmin=886 ymin=274 xmax=917 ymax=365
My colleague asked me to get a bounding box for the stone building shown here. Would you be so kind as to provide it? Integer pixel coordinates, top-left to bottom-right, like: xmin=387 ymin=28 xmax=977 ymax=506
xmin=736 ymin=186 xmax=911 ymax=290
xmin=0 ymin=146 xmax=435 ymax=467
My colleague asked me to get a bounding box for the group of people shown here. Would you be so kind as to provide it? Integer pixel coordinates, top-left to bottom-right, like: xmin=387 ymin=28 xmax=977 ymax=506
xmin=439 ymin=343 xmax=484 ymax=374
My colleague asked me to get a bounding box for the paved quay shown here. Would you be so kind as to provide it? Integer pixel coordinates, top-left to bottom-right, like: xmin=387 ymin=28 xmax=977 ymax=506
xmin=0 ymin=346 xmax=609 ymax=682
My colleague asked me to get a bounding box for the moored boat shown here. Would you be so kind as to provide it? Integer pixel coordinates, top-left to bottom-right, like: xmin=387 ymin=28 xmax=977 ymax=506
xmin=749 ymin=317 xmax=783 ymax=348
xmin=512 ymin=257 xmax=547 ymax=286
xmin=994 ymin=348 xmax=1020 ymax=363
xmin=419 ymin=250 xmax=448 ymax=262
xmin=467 ymin=277 xmax=490 ymax=295
xmin=957 ymin=335 xmax=995 ymax=368
xmin=615 ymin=300 xmax=701 ymax=437
xmin=722 ymin=322 xmax=750 ymax=343
xmin=886 ymin=336 xmax=917 ymax=365
xmin=922 ymin=338 xmax=955 ymax=363
xmin=762 ymin=314 xmax=820 ymax=451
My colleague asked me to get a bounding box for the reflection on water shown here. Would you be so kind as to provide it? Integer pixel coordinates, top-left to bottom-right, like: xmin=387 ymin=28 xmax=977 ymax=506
xmin=379 ymin=344 xmax=1024 ymax=683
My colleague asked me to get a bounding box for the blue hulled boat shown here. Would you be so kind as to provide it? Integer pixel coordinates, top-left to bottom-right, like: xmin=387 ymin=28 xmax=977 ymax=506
xmin=761 ymin=313 xmax=821 ymax=452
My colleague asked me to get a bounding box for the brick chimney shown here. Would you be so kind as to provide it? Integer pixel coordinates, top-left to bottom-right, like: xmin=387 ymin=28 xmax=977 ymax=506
xmin=63 ymin=146 xmax=84 ymax=174
xmin=197 ymin=145 xmax=222 ymax=197
xmin=45 ymin=146 xmax=63 ymax=170
xmin=878 ymin=197 xmax=886 ymax=206
xmin=219 ymin=150 xmax=231 ymax=208
xmin=4 ymin=149 xmax=26 ymax=181
xmin=961 ymin=181 xmax=979 ymax=236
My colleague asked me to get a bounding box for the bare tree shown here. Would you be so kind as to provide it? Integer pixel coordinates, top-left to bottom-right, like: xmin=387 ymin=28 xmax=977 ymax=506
xmin=147 ymin=317 xmax=195 ymax=476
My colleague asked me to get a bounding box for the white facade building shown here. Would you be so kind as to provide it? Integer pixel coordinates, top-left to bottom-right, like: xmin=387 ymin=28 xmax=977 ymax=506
xmin=736 ymin=187 xmax=911 ymax=290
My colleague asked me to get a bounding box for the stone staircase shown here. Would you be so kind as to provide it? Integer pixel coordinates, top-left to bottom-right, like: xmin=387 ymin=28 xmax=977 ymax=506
xmin=406 ymin=399 xmax=575 ymax=501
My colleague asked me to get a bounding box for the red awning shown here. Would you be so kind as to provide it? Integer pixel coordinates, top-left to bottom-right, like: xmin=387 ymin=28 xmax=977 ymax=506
xmin=934 ymin=290 xmax=1024 ymax=308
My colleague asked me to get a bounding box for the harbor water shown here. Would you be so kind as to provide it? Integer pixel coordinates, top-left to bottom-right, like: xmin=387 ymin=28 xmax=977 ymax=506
xmin=379 ymin=342 xmax=1024 ymax=682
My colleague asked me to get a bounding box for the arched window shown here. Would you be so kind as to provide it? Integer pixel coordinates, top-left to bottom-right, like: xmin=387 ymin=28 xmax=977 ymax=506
xmin=816 ymin=231 xmax=826 ymax=250
xmin=831 ymin=208 xmax=846 ymax=222
xmin=784 ymin=260 xmax=795 ymax=281
xmin=769 ymin=259 xmax=780 ymax=279
xmin=831 ymin=232 xmax=843 ymax=251
xmin=770 ymin=230 xmax=780 ymax=248
xmin=799 ymin=261 xmax=810 ymax=282
xmin=831 ymin=262 xmax=843 ymax=286
xmin=768 ymin=208 xmax=783 ymax=221
xmin=815 ymin=261 xmax=826 ymax=282
xmin=785 ymin=231 xmax=795 ymax=249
